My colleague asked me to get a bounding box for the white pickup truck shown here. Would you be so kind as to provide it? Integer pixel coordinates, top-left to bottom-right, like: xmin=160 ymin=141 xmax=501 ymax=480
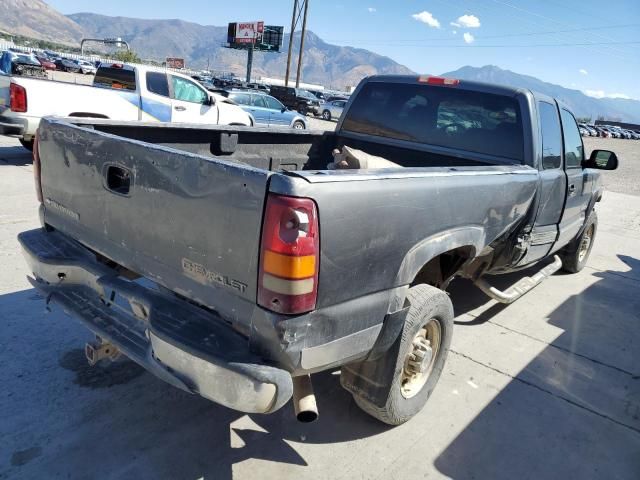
xmin=0 ymin=62 xmax=252 ymax=149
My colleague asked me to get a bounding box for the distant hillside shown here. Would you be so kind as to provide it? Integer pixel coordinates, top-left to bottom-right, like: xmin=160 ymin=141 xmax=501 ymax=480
xmin=0 ymin=0 xmax=85 ymax=45
xmin=442 ymin=65 xmax=640 ymax=123
xmin=68 ymin=12 xmax=414 ymax=89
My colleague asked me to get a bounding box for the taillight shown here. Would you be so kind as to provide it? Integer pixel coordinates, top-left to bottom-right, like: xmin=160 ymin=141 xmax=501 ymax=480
xmin=417 ymin=76 xmax=460 ymax=86
xmin=258 ymin=194 xmax=319 ymax=314
xmin=10 ymin=83 xmax=27 ymax=112
xmin=33 ymin=130 xmax=43 ymax=203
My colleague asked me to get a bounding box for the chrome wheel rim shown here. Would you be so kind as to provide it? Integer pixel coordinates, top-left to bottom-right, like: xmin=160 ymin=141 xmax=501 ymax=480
xmin=400 ymin=319 xmax=442 ymax=399
xmin=293 ymin=122 xmax=304 ymax=129
xmin=578 ymin=224 xmax=594 ymax=262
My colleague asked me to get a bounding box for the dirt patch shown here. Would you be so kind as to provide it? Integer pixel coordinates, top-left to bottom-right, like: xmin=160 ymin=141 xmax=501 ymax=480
xmin=58 ymin=348 xmax=145 ymax=389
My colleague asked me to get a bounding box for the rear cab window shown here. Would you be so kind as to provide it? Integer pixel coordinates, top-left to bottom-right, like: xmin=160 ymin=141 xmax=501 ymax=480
xmin=94 ymin=65 xmax=137 ymax=91
xmin=146 ymin=72 xmax=169 ymax=97
xmin=342 ymin=81 xmax=524 ymax=162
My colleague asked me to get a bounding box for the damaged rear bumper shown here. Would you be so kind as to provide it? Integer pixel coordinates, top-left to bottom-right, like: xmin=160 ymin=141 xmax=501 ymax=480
xmin=18 ymin=228 xmax=293 ymax=414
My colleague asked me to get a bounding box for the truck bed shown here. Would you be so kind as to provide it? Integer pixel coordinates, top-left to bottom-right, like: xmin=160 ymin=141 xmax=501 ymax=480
xmin=78 ymin=118 xmax=521 ymax=172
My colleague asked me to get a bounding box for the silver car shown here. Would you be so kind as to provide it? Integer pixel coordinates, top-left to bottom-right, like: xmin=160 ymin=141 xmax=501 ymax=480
xmin=321 ymin=100 xmax=347 ymax=121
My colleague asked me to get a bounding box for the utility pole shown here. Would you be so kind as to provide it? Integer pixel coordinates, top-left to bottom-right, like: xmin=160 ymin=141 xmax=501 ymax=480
xmin=284 ymin=0 xmax=298 ymax=86
xmin=295 ymin=0 xmax=309 ymax=87
xmin=246 ymin=42 xmax=254 ymax=83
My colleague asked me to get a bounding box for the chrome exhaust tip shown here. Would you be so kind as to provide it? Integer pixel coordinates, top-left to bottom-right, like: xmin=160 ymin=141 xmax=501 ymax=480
xmin=292 ymin=374 xmax=318 ymax=423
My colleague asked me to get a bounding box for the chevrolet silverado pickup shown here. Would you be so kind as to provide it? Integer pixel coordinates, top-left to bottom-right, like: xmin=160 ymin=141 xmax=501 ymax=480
xmin=19 ymin=75 xmax=618 ymax=425
xmin=0 ymin=62 xmax=251 ymax=150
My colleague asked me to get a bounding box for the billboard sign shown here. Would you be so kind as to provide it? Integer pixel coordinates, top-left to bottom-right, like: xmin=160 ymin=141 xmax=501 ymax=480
xmin=166 ymin=57 xmax=185 ymax=69
xmin=234 ymin=21 xmax=264 ymax=44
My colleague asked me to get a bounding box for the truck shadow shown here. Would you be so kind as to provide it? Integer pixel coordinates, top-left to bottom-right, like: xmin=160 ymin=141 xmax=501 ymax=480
xmin=0 ymin=288 xmax=386 ymax=480
xmin=0 ymin=143 xmax=32 ymax=166
xmin=4 ymin=257 xmax=638 ymax=479
xmin=434 ymin=254 xmax=640 ymax=479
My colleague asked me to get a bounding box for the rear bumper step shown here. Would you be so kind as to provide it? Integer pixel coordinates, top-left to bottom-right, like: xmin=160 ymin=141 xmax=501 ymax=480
xmin=18 ymin=228 xmax=293 ymax=414
xmin=474 ymin=255 xmax=562 ymax=304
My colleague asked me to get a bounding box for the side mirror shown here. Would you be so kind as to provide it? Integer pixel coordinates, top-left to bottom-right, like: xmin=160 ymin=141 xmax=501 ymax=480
xmin=281 ymin=107 xmax=287 ymax=113
xmin=205 ymin=95 xmax=216 ymax=106
xmin=584 ymin=149 xmax=618 ymax=170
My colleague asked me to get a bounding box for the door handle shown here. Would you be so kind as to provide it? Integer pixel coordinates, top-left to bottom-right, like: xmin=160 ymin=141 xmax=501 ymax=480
xmin=568 ymin=184 xmax=576 ymax=196
xmin=174 ymin=106 xmax=186 ymax=111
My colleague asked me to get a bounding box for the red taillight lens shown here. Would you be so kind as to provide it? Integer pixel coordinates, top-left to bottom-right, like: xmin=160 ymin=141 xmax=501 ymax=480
xmin=10 ymin=83 xmax=27 ymax=112
xmin=258 ymin=194 xmax=319 ymax=314
xmin=33 ymin=130 xmax=43 ymax=203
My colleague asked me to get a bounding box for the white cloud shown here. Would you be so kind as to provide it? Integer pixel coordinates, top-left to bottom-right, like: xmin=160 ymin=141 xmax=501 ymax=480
xmin=412 ymin=11 xmax=441 ymax=28
xmin=367 ymin=7 xmax=376 ymax=13
xmin=463 ymin=32 xmax=475 ymax=44
xmin=451 ymin=14 xmax=481 ymax=28
xmin=452 ymin=30 xmax=457 ymax=35
xmin=579 ymin=69 xmax=588 ymax=75
xmin=583 ymin=89 xmax=631 ymax=99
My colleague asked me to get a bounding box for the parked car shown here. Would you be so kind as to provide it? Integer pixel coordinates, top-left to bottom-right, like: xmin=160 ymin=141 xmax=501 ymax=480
xmin=269 ymin=85 xmax=321 ymax=115
xmin=19 ymin=75 xmax=617 ymax=426
xmin=54 ymin=58 xmax=81 ymax=73
xmin=0 ymin=51 xmax=46 ymax=78
xmin=77 ymin=60 xmax=97 ymax=75
xmin=0 ymin=62 xmax=252 ymax=150
xmin=325 ymin=95 xmax=349 ymax=103
xmin=226 ymin=90 xmax=307 ymax=129
xmin=307 ymin=89 xmax=326 ymax=102
xmin=321 ymin=99 xmax=347 ymax=121
xmin=35 ymin=56 xmax=56 ymax=71
xmin=594 ymin=126 xmax=610 ymax=138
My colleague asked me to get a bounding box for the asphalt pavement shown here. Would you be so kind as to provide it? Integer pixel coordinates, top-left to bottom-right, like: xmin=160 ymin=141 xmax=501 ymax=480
xmin=0 ymin=135 xmax=638 ymax=480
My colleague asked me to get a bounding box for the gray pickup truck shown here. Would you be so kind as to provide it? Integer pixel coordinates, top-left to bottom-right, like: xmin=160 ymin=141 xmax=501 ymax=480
xmin=19 ymin=75 xmax=618 ymax=425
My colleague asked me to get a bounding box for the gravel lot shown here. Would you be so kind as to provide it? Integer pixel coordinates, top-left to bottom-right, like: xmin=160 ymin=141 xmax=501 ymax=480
xmin=0 ymin=130 xmax=638 ymax=479
xmin=584 ymin=137 xmax=640 ymax=197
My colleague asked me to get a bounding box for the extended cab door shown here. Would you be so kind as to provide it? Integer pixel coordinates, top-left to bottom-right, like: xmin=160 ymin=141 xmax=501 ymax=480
xmin=169 ymin=74 xmax=217 ymax=124
xmin=556 ymin=108 xmax=588 ymax=248
xmin=519 ymin=100 xmax=567 ymax=265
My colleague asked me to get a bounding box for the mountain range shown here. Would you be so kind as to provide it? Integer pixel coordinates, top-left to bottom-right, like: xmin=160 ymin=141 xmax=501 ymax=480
xmin=1 ymin=1 xmax=638 ymax=122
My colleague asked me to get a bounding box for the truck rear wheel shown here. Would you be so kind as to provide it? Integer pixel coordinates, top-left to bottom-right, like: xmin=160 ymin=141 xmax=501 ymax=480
xmin=346 ymin=284 xmax=453 ymax=425
xmin=560 ymin=211 xmax=598 ymax=273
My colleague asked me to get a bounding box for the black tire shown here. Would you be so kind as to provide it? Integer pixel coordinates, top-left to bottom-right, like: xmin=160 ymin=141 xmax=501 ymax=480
xmin=298 ymin=104 xmax=307 ymax=116
xmin=560 ymin=211 xmax=598 ymax=273
xmin=19 ymin=139 xmax=34 ymax=151
xmin=322 ymin=110 xmax=331 ymax=121
xmin=292 ymin=120 xmax=305 ymax=130
xmin=349 ymin=284 xmax=454 ymax=425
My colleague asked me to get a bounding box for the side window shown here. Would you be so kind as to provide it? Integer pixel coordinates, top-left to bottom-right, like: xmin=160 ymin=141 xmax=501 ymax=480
xmin=263 ymin=96 xmax=283 ymax=110
xmin=171 ymin=75 xmax=207 ymax=103
xmin=146 ymin=72 xmax=169 ymax=97
xmin=250 ymin=95 xmax=267 ymax=108
xmin=560 ymin=109 xmax=584 ymax=168
xmin=231 ymin=93 xmax=251 ymax=105
xmin=538 ymin=102 xmax=562 ymax=169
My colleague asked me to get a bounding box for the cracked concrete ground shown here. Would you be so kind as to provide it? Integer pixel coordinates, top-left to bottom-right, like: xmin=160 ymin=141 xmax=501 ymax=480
xmin=0 ymin=135 xmax=638 ymax=479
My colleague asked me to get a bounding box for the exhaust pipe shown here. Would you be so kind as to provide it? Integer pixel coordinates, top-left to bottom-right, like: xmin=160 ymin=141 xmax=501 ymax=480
xmin=292 ymin=374 xmax=318 ymax=423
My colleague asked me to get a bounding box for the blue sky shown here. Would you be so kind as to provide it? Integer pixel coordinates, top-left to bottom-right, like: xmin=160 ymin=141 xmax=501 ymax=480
xmin=48 ymin=0 xmax=640 ymax=99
